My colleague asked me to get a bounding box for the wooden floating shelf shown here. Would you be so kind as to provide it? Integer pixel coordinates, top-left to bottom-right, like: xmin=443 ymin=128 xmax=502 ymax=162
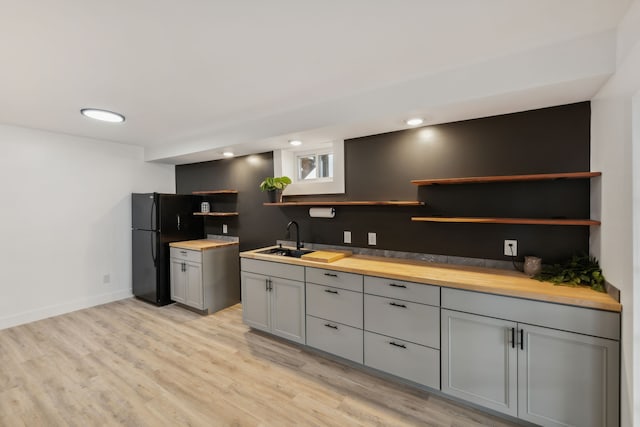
xmin=411 ymin=217 xmax=601 ymax=226
xmin=411 ymin=171 xmax=601 ymax=186
xmin=264 ymin=201 xmax=424 ymax=207
xmin=192 ymin=190 xmax=238 ymax=195
xmin=193 ymin=212 xmax=239 ymax=217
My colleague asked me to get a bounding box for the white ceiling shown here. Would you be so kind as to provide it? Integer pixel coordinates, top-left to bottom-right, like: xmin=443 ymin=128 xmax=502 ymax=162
xmin=0 ymin=1 xmax=632 ymax=164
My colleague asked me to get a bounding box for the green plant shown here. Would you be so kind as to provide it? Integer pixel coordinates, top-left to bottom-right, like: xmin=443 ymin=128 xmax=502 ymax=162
xmin=533 ymin=254 xmax=606 ymax=292
xmin=259 ymin=176 xmax=292 ymax=192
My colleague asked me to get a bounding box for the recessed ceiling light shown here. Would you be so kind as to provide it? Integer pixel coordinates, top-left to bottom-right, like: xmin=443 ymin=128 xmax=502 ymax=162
xmin=81 ymin=108 xmax=125 ymax=123
xmin=406 ymin=118 xmax=424 ymax=126
xmin=289 ymin=140 xmax=302 ymax=146
xmin=223 ymin=151 xmax=234 ymax=158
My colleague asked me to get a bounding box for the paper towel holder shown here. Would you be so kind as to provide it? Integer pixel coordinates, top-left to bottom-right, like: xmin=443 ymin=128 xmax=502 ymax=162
xmin=309 ymin=207 xmax=335 ymax=218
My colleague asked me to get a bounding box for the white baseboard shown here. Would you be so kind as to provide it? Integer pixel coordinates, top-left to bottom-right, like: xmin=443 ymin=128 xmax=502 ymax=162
xmin=0 ymin=288 xmax=133 ymax=330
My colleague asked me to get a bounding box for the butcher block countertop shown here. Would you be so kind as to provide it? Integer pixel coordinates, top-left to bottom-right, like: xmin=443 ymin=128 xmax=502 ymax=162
xmin=170 ymin=239 xmax=238 ymax=251
xmin=241 ymin=246 xmax=621 ymax=312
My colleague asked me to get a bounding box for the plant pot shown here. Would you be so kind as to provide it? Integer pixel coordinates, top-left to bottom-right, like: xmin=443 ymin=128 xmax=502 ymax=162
xmin=267 ymin=190 xmax=283 ymax=203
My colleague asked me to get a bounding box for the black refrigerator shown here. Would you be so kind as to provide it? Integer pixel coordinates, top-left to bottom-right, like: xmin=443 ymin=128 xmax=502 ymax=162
xmin=132 ymin=193 xmax=203 ymax=306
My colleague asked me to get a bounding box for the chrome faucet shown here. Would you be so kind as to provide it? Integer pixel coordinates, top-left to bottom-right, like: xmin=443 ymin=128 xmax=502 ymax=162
xmin=287 ymin=220 xmax=302 ymax=250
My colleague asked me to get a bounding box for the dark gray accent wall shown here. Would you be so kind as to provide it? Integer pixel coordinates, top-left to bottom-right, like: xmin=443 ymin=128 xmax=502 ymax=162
xmin=176 ymin=102 xmax=592 ymax=262
xmin=176 ymin=152 xmax=290 ymax=252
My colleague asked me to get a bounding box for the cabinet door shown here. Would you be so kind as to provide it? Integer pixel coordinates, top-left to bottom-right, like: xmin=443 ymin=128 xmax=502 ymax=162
xmin=170 ymin=259 xmax=186 ymax=303
xmin=241 ymin=272 xmax=271 ymax=332
xmin=441 ymin=309 xmax=518 ymax=417
xmin=271 ymin=277 xmax=305 ymax=344
xmin=517 ymin=324 xmax=619 ymax=427
xmin=185 ymin=262 xmax=203 ymax=310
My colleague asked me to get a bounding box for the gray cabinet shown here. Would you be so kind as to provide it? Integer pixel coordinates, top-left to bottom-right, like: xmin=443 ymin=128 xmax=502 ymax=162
xmin=441 ymin=309 xmax=517 ymax=416
xmin=241 ymin=259 xmax=305 ymax=344
xmin=170 ymin=245 xmax=240 ymax=314
xmin=363 ymin=275 xmax=441 ymax=389
xmin=305 ymin=269 xmax=364 ymax=363
xmin=517 ymin=323 xmax=619 ymax=427
xmin=170 ymin=252 xmax=203 ymax=308
xmin=441 ymin=288 xmax=620 ymax=427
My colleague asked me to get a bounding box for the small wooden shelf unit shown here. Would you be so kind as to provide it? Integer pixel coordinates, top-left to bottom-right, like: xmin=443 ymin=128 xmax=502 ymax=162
xmin=263 ymin=201 xmax=424 ymax=207
xmin=411 ymin=171 xmax=601 ymax=226
xmin=193 ymin=189 xmax=238 ymax=216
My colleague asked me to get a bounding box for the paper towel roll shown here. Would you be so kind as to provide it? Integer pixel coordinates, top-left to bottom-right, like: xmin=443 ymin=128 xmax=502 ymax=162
xmin=309 ymin=207 xmax=335 ymax=218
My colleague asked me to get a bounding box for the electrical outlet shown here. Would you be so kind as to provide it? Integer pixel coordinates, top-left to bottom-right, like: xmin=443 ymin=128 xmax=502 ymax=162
xmin=344 ymin=231 xmax=352 ymax=244
xmin=504 ymin=239 xmax=518 ymax=257
xmin=222 ymin=224 xmax=228 ymax=234
xmin=368 ymin=232 xmax=377 ymax=246
xmin=103 ymin=274 xmax=111 ymax=284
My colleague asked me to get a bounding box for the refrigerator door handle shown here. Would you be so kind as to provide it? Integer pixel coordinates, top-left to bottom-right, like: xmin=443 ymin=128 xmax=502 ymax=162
xmin=177 ymin=214 xmax=181 ymax=231
xmin=150 ymin=197 xmax=157 ymax=231
xmin=151 ymin=232 xmax=157 ymax=266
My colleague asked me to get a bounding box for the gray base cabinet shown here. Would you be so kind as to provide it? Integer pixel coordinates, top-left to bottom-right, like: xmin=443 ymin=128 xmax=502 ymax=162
xmin=170 ymin=245 xmax=239 ymax=313
xmin=442 ymin=289 xmax=620 ymax=427
xmin=241 ymin=259 xmax=305 ymax=344
xmin=240 ymin=257 xmax=621 ymax=427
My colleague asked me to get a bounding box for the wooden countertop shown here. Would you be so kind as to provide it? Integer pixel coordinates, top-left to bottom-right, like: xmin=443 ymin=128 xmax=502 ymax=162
xmin=241 ymin=246 xmax=621 ymax=312
xmin=170 ymin=239 xmax=238 ymax=251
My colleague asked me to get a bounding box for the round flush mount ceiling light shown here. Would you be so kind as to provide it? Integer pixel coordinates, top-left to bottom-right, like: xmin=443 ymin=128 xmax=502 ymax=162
xmin=406 ymin=118 xmax=424 ymax=126
xmin=223 ymin=151 xmax=234 ymax=158
xmin=80 ymin=108 xmax=125 ymax=123
xmin=289 ymin=140 xmax=302 ymax=146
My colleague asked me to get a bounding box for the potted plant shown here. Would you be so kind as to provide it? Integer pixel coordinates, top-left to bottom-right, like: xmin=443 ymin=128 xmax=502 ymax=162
xmin=259 ymin=176 xmax=292 ymax=203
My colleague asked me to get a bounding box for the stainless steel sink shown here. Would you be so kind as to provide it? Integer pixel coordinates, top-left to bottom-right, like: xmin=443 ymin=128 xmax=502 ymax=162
xmin=257 ymin=247 xmax=314 ymax=258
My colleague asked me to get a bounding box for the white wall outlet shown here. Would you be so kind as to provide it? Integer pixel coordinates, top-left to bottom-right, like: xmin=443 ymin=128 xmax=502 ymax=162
xmin=368 ymin=232 xmax=377 ymax=246
xmin=344 ymin=231 xmax=352 ymax=244
xmin=103 ymin=274 xmax=111 ymax=284
xmin=222 ymin=224 xmax=228 ymax=234
xmin=504 ymin=239 xmax=518 ymax=257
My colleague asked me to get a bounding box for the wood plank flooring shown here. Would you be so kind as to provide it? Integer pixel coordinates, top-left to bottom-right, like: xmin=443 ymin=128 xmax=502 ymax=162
xmin=0 ymin=299 xmax=519 ymax=426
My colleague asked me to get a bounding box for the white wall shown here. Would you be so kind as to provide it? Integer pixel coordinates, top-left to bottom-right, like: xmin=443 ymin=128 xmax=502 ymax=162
xmin=0 ymin=124 xmax=174 ymax=329
xmin=591 ymin=1 xmax=640 ymax=425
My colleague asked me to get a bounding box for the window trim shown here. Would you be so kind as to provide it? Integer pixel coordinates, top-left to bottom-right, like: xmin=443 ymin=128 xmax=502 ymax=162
xmin=274 ymin=140 xmax=345 ymax=196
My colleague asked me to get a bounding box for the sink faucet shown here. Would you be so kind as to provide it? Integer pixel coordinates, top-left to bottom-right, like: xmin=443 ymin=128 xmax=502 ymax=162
xmin=287 ymin=220 xmax=302 ymax=250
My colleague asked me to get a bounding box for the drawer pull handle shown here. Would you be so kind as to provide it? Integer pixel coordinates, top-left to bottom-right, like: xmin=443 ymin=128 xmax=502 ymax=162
xmin=389 ymin=283 xmax=406 ymax=288
xmin=511 ymin=327 xmax=515 ymax=349
xmin=389 ymin=341 xmax=406 ymax=349
xmin=180 ymin=251 xmax=187 ymax=255
xmin=389 ymin=302 xmax=407 ymax=308
xmin=324 ymin=272 xmax=338 ymax=277
xmin=324 ymin=289 xmax=339 ymax=294
xmin=324 ymin=323 xmax=338 ymax=330
xmin=520 ymin=328 xmax=524 ymax=350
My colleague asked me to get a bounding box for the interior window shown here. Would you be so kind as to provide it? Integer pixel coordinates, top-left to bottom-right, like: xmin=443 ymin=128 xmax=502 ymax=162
xmin=274 ymin=140 xmax=345 ymax=195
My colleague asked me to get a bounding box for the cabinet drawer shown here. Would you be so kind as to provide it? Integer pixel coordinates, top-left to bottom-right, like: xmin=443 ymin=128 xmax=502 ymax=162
xmin=306 ymin=315 xmax=363 ymax=364
xmin=306 ymin=283 xmax=363 ymax=328
xmin=241 ymin=258 xmax=305 ymax=282
xmin=170 ymin=247 xmax=202 ymax=263
xmin=306 ymin=267 xmax=363 ymax=292
xmin=364 ymin=294 xmax=439 ymax=348
xmin=364 ymin=276 xmax=439 ymax=306
xmin=441 ymin=288 xmax=620 ymax=340
xmin=364 ymin=331 xmax=440 ymax=390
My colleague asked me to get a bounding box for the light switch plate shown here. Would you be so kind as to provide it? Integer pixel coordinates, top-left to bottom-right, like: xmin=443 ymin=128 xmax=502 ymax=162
xmin=344 ymin=231 xmax=352 ymax=244
xmin=223 ymin=224 xmax=228 ymax=234
xmin=368 ymin=232 xmax=377 ymax=245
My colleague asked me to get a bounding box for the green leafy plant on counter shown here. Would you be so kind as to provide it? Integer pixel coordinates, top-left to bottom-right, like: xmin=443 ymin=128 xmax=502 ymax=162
xmin=533 ymin=254 xmax=606 ymax=293
xmin=259 ymin=176 xmax=292 ymax=192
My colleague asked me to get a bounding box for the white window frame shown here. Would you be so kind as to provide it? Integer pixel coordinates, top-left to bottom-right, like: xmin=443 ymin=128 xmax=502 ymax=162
xmin=274 ymin=140 xmax=345 ymax=196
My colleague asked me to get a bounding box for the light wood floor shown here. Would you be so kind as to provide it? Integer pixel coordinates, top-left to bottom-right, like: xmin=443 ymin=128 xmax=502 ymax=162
xmin=0 ymin=298 xmax=519 ymax=426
